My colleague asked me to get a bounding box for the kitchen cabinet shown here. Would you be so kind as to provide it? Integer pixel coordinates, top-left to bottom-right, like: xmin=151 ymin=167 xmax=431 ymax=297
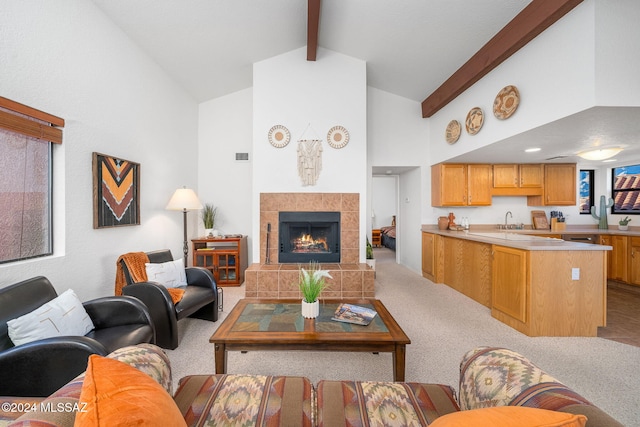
xmin=422 ymin=232 xmax=444 ymax=283
xmin=630 ymin=237 xmax=640 ymax=286
xmin=431 ymin=163 xmax=492 ymax=206
xmin=493 ymin=164 xmax=543 ymax=188
xmin=421 ymin=232 xmax=436 ymax=282
xmin=492 ymin=246 xmax=528 ymax=322
xmin=528 ymin=164 xmax=576 ymax=206
xmin=443 ymin=237 xmax=491 ymax=307
xmin=599 ymin=235 xmax=628 ymax=282
xmin=422 ymin=230 xmax=607 ymax=336
xmin=610 ymin=235 xmax=628 ymax=283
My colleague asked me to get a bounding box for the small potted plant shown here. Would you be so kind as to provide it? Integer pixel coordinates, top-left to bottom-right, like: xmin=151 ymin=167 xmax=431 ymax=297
xmin=619 ymin=216 xmax=631 ymax=231
xmin=202 ymin=203 xmax=218 ymax=237
xmin=366 ymin=237 xmax=375 ymax=270
xmin=298 ymin=261 xmax=332 ymax=318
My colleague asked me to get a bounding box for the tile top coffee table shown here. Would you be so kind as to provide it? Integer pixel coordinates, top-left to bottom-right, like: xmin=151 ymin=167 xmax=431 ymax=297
xmin=210 ymin=298 xmax=411 ymax=381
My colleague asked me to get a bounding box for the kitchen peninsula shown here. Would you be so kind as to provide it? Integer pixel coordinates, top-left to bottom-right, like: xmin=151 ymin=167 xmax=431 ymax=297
xmin=421 ymin=227 xmax=612 ymax=337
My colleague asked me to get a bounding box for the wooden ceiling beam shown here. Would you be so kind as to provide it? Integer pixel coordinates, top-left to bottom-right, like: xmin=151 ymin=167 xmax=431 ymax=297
xmin=421 ymin=0 xmax=583 ymax=118
xmin=307 ymin=0 xmax=321 ymax=61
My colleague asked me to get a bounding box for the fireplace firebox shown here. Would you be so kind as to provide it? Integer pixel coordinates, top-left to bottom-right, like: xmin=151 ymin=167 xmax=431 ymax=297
xmin=279 ymin=211 xmax=340 ymax=263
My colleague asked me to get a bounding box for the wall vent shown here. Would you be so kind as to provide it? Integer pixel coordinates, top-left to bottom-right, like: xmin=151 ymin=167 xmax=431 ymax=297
xmin=235 ymin=152 xmax=249 ymax=162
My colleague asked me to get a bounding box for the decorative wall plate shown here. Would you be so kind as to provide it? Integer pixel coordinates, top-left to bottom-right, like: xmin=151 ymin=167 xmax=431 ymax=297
xmin=445 ymin=120 xmax=461 ymax=144
xmin=268 ymin=125 xmax=290 ymax=148
xmin=493 ymin=85 xmax=520 ymax=119
xmin=465 ymin=107 xmax=484 ymax=135
xmin=327 ymin=125 xmax=349 ymax=149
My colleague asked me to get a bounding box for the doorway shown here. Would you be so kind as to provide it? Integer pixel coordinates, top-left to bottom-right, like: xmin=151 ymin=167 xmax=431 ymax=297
xmin=372 ymin=174 xmax=399 ymax=263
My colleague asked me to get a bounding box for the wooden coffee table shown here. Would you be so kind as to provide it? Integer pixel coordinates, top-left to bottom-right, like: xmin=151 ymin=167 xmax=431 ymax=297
xmin=210 ymin=298 xmax=411 ymax=381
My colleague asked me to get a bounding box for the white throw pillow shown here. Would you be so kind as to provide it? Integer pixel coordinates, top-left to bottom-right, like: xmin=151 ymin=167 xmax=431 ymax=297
xmin=7 ymin=289 xmax=95 ymax=347
xmin=145 ymin=258 xmax=188 ymax=289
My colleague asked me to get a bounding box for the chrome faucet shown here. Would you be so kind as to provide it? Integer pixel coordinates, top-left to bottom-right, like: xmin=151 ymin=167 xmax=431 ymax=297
xmin=505 ymin=211 xmax=513 ymax=228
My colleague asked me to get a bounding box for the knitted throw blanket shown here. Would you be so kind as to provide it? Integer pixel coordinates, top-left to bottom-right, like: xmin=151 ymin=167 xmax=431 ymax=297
xmin=115 ymin=252 xmax=184 ymax=304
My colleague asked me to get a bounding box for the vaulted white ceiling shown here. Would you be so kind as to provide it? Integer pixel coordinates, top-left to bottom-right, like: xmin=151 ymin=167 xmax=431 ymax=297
xmin=90 ymin=0 xmax=640 ymax=167
xmin=90 ymin=0 xmax=530 ymax=103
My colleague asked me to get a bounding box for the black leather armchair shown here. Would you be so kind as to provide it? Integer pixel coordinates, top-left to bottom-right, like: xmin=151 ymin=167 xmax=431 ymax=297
xmin=0 ymin=276 xmax=155 ymax=397
xmin=120 ymin=249 xmax=219 ymax=350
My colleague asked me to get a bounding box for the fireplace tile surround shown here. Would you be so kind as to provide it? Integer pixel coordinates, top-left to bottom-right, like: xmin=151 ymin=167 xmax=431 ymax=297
xmin=245 ymin=192 xmax=374 ymax=299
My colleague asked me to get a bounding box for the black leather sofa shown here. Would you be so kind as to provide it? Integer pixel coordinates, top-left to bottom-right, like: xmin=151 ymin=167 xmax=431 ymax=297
xmin=120 ymin=249 xmax=219 ymax=350
xmin=0 ymin=276 xmax=155 ymax=397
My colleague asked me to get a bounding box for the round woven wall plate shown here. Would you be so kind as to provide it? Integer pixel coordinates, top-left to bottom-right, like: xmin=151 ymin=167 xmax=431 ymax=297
xmin=327 ymin=125 xmax=349 ymax=149
xmin=445 ymin=120 xmax=461 ymax=144
xmin=494 ymin=85 xmax=520 ymax=119
xmin=268 ymin=125 xmax=290 ymax=148
xmin=465 ymin=107 xmax=484 ymax=135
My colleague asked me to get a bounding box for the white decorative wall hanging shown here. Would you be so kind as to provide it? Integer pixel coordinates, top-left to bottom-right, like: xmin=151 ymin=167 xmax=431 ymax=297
xmin=327 ymin=125 xmax=349 ymax=149
xmin=297 ymin=139 xmax=323 ymax=186
xmin=268 ymin=125 xmax=290 ymax=148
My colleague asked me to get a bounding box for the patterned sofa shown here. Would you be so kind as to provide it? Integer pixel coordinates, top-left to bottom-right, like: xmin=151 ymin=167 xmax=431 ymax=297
xmin=0 ymin=345 xmax=621 ymax=426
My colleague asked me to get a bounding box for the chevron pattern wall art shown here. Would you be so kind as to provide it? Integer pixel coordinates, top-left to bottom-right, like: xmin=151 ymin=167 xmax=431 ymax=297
xmin=92 ymin=152 xmax=140 ymax=228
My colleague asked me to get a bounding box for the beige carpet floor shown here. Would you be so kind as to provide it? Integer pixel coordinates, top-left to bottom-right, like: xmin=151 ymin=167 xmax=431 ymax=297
xmin=167 ymin=248 xmax=639 ymax=426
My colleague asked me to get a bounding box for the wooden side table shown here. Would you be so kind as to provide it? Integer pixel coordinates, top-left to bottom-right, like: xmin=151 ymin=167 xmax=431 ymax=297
xmin=371 ymin=229 xmax=381 ymax=247
xmin=192 ymin=236 xmax=248 ymax=286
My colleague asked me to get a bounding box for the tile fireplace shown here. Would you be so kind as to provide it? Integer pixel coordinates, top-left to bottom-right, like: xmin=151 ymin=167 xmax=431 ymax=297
xmin=245 ymin=192 xmax=374 ymax=299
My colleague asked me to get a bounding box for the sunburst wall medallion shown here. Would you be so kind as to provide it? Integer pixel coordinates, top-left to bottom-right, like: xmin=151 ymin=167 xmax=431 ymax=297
xmin=268 ymin=125 xmax=291 ymax=148
xmin=327 ymin=125 xmax=349 ymax=149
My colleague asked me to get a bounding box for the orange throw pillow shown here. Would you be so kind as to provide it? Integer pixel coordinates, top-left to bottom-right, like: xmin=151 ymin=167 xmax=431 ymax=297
xmin=74 ymin=355 xmax=186 ymax=427
xmin=430 ymin=406 xmax=587 ymax=427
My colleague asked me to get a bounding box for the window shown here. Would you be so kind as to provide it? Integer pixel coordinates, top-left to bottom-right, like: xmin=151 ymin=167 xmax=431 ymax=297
xmin=579 ymin=169 xmax=594 ymax=214
xmin=0 ymin=97 xmax=64 ymax=264
xmin=612 ymin=164 xmax=640 ymax=215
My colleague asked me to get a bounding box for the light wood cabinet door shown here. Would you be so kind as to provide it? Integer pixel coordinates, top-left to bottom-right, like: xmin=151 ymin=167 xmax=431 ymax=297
xmin=493 ymin=164 xmax=519 ymax=188
xmin=610 ymin=235 xmax=628 ymax=283
xmin=630 ymin=237 xmax=640 ymax=286
xmin=543 ymin=164 xmax=576 ymax=205
xmin=492 ymin=245 xmax=528 ymax=323
xmin=493 ymin=164 xmax=542 ymax=188
xmin=519 ymin=164 xmax=543 ymax=187
xmin=431 ymin=164 xmax=467 ymax=206
xmin=468 ymin=164 xmax=492 ymax=206
xmin=422 ymin=232 xmax=436 ymax=281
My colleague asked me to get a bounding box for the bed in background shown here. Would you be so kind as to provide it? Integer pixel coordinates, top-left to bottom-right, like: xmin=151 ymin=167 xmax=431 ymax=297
xmin=379 ymin=226 xmax=396 ymax=251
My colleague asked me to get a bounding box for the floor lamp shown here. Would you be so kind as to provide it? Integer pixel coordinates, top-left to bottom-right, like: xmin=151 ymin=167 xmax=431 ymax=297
xmin=166 ymin=187 xmax=203 ymax=262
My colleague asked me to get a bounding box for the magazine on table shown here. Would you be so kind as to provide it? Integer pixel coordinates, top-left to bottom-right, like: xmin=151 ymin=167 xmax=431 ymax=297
xmin=332 ymin=303 xmax=377 ymax=326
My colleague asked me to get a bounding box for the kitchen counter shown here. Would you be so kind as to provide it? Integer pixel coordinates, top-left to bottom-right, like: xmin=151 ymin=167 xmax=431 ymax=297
xmin=421 ymin=226 xmax=613 ymax=251
xmin=421 ymin=226 xmax=610 ymax=337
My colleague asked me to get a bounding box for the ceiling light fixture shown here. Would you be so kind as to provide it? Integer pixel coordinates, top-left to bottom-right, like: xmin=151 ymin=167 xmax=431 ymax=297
xmin=576 ymin=147 xmax=623 ymax=161
xmin=525 ymin=147 xmax=541 ymax=153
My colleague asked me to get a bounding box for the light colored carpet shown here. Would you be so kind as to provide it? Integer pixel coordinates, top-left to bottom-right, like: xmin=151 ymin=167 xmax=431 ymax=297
xmin=167 ymin=248 xmax=639 ymax=426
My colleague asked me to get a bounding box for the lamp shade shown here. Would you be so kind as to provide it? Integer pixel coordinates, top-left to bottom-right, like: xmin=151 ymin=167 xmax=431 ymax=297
xmin=577 ymin=147 xmax=623 ymax=161
xmin=166 ymin=187 xmax=203 ymax=211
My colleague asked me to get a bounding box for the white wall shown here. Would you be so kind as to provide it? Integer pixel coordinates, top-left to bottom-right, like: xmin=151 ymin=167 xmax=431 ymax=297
xmin=0 ymin=1 xmax=198 ymax=300
xmin=595 ymin=0 xmax=640 ymax=106
xmin=198 ymin=88 xmax=254 ymax=261
xmin=429 ymin=1 xmax=596 ymax=166
xmin=368 ymin=87 xmax=428 ymax=271
xmin=424 ymin=0 xmax=640 ymax=228
xmin=252 ymin=47 xmax=367 ymax=261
